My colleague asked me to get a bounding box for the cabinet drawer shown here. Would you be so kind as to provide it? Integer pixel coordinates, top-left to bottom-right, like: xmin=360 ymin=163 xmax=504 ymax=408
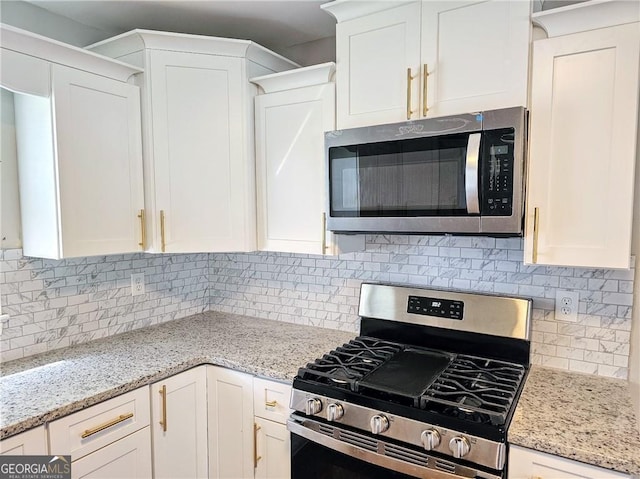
xmin=49 ymin=387 xmax=150 ymax=461
xmin=0 ymin=426 xmax=48 ymax=455
xmin=253 ymin=378 xmax=292 ymax=424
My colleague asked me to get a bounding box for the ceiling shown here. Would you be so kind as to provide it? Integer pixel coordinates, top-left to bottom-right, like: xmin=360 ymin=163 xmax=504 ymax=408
xmin=21 ymin=0 xmax=337 ymax=54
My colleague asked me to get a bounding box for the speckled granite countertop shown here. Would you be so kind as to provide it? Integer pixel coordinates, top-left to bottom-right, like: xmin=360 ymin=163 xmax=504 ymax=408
xmin=0 ymin=311 xmax=353 ymax=439
xmin=510 ymin=366 xmax=640 ymax=475
xmin=2 ymin=313 xmax=639 ymax=475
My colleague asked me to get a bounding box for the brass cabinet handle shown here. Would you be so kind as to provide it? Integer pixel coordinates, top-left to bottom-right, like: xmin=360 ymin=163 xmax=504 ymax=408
xmin=422 ymin=64 xmax=429 ymax=117
xmin=533 ymin=207 xmax=540 ymax=264
xmin=321 ymin=212 xmax=327 ymax=255
xmin=160 ymin=210 xmax=166 ymax=253
xmin=253 ymin=423 xmax=262 ymax=468
xmin=138 ymin=209 xmax=146 ymax=249
xmin=406 ymin=68 xmax=415 ymax=120
xmin=265 ymin=400 xmax=277 ymax=408
xmin=159 ymin=385 xmax=167 ymax=432
xmin=81 ymin=413 xmax=133 ymax=439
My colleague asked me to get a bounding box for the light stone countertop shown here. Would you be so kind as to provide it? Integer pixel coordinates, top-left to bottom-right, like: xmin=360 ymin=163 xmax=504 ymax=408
xmin=1 ymin=312 xmax=639 ymax=475
xmin=510 ymin=366 xmax=640 ymax=475
xmin=0 ymin=311 xmax=354 ymax=439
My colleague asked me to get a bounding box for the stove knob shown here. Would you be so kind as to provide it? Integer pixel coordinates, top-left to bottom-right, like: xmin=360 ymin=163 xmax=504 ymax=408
xmin=370 ymin=414 xmax=389 ymax=434
xmin=326 ymin=403 xmax=344 ymax=422
xmin=449 ymin=436 xmax=470 ymax=458
xmin=305 ymin=398 xmax=322 ymax=416
xmin=420 ymin=429 xmax=441 ymax=451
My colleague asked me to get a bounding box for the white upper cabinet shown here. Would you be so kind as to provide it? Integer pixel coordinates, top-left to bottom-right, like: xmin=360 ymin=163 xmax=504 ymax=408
xmin=252 ymin=63 xmax=364 ymax=255
xmin=420 ymin=1 xmax=531 ymax=118
xmin=0 ymin=25 xmax=144 ymax=259
xmin=89 ymin=30 xmax=297 ymax=253
xmin=524 ymin=2 xmax=640 ymax=269
xmin=322 ymin=1 xmax=531 ymax=129
xmin=326 ymin=2 xmax=421 ymax=129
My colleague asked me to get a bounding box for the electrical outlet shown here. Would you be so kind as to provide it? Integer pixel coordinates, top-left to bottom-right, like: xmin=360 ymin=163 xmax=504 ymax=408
xmin=131 ymin=273 xmax=145 ymax=296
xmin=555 ymin=290 xmax=579 ymax=322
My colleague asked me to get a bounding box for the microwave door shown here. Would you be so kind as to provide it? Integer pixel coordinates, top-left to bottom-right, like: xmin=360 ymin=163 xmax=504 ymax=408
xmin=465 ymin=133 xmax=481 ymax=215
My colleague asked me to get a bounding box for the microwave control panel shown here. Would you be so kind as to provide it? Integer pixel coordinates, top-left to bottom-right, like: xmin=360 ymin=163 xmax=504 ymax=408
xmin=481 ymin=128 xmax=514 ymax=216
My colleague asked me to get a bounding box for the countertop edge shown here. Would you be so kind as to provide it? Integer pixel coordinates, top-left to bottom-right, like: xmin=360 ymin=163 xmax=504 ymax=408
xmin=1 ymin=355 xmax=292 ymax=440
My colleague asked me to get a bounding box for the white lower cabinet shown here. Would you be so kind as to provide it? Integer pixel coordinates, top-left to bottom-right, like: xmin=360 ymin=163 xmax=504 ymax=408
xmin=0 ymin=425 xmax=47 ymax=455
xmin=254 ymin=418 xmax=289 ymax=479
xmin=253 ymin=378 xmax=292 ymax=479
xmin=207 ymin=366 xmax=255 ymax=479
xmin=48 ymin=387 xmax=151 ymax=479
xmin=71 ymin=428 xmax=152 ymax=479
xmin=151 ymin=366 xmax=208 ymax=479
xmin=509 ymin=445 xmax=629 ymax=479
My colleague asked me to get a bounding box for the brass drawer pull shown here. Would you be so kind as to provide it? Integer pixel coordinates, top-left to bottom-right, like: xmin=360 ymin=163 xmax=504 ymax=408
xmin=406 ymin=68 xmax=414 ymax=120
xmin=138 ymin=209 xmax=146 ymax=249
xmin=159 ymin=385 xmax=167 ymax=432
xmin=422 ymin=63 xmax=429 ymax=116
xmin=160 ymin=210 xmax=166 ymax=253
xmin=254 ymin=423 xmax=262 ymax=468
xmin=81 ymin=413 xmax=133 ymax=439
xmin=321 ymin=212 xmax=327 ymax=254
xmin=533 ymin=207 xmax=540 ymax=264
xmin=265 ymin=400 xmax=277 ymax=408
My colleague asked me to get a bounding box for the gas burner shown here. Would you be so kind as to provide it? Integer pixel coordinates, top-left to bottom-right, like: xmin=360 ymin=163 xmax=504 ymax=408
xmin=297 ymin=337 xmax=402 ymax=391
xmin=421 ymin=354 xmax=526 ymax=426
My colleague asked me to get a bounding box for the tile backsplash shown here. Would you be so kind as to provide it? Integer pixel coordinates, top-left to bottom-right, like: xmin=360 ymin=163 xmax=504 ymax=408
xmin=0 ymin=249 xmax=209 ymax=362
xmin=1 ymin=234 xmax=635 ymax=380
xmin=210 ymin=235 xmax=634 ymax=380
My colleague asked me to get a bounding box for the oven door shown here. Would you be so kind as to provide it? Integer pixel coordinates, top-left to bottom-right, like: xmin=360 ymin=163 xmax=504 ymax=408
xmin=289 ymin=414 xmax=503 ymax=479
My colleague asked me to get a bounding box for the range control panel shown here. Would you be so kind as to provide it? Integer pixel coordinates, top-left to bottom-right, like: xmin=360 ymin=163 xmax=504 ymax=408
xmin=407 ymin=296 xmax=464 ymax=320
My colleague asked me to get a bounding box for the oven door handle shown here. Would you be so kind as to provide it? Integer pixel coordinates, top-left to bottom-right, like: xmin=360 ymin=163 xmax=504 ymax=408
xmin=287 ymin=416 xmax=500 ymax=479
xmin=465 ymin=133 xmax=482 ymax=215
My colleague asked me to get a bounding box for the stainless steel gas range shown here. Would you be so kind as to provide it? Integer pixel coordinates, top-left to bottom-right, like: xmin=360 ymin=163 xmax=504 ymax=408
xmin=288 ymin=283 xmax=532 ymax=479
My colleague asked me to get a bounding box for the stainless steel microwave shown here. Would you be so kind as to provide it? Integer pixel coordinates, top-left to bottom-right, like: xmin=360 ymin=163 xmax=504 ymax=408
xmin=326 ymin=107 xmax=527 ymax=236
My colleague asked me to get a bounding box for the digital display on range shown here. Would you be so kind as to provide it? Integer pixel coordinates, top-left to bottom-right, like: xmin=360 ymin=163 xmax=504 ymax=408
xmin=407 ymin=295 xmax=464 ymax=320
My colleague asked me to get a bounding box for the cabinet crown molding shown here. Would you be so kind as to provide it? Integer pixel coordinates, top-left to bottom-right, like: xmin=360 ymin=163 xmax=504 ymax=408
xmin=320 ymin=0 xmax=416 ymax=23
xmin=88 ymin=29 xmax=299 ymax=72
xmin=532 ymin=0 xmax=640 ymax=37
xmin=0 ymin=23 xmax=142 ymax=82
xmin=250 ymin=62 xmax=335 ymax=93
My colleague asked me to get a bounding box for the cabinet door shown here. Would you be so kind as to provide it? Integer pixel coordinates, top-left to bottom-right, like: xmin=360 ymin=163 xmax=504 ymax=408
xmin=255 ymin=84 xmax=334 ymax=254
xmin=420 ymin=0 xmax=530 ymax=117
xmin=151 ymin=367 xmax=208 ymax=479
xmin=71 ymin=428 xmax=152 ymax=479
xmin=52 ymin=64 xmax=144 ymax=258
xmin=524 ymin=23 xmax=640 ymax=268
xmin=335 ymin=2 xmax=421 ymax=129
xmin=509 ymin=445 xmax=629 ymax=479
xmin=0 ymin=426 xmax=47 ymax=455
xmin=254 ymin=418 xmax=290 ymax=479
xmin=207 ymin=366 xmax=254 ymax=479
xmin=149 ymin=50 xmax=249 ymax=253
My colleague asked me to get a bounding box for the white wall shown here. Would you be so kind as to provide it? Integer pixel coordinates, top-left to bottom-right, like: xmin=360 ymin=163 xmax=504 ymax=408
xmin=630 ymin=120 xmax=640 ymax=430
xmin=0 ymin=1 xmax=116 ymax=47
xmin=280 ymin=36 xmax=336 ymax=66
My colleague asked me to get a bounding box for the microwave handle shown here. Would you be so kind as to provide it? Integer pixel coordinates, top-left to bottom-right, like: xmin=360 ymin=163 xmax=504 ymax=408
xmin=465 ymin=133 xmax=481 ymax=215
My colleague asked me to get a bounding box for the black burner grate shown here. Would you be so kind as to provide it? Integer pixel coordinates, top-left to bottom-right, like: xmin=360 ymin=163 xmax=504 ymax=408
xmin=420 ymin=355 xmax=525 ymax=425
xmin=297 ymin=337 xmax=402 ymax=390
xmin=297 ymin=336 xmax=525 ymax=427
